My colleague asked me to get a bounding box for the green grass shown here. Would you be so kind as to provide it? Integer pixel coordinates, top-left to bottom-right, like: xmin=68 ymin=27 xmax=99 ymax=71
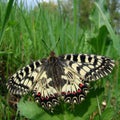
xmin=0 ymin=0 xmax=120 ymax=120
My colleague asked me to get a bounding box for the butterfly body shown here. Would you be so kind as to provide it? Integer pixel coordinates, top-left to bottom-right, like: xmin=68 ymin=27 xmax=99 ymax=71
xmin=7 ymin=52 xmax=115 ymax=110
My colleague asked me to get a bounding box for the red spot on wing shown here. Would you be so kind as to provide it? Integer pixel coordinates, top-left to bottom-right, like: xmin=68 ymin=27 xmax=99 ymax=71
xmin=46 ymin=96 xmax=49 ymax=100
xmin=79 ymin=83 xmax=84 ymax=88
xmin=67 ymin=91 xmax=71 ymax=95
xmin=61 ymin=92 xmax=66 ymax=95
xmin=37 ymin=92 xmax=41 ymax=96
xmin=41 ymin=97 xmax=44 ymax=100
xmin=73 ymin=91 xmax=76 ymax=94
xmin=77 ymin=89 xmax=81 ymax=93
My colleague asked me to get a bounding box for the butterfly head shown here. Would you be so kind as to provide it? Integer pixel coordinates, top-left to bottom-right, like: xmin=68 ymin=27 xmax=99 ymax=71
xmin=50 ymin=51 xmax=55 ymax=57
xmin=48 ymin=51 xmax=58 ymax=63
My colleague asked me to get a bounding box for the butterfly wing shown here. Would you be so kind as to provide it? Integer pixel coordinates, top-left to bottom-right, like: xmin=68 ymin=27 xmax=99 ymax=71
xmin=58 ymin=54 xmax=115 ymax=104
xmin=60 ymin=65 xmax=89 ymax=104
xmin=59 ymin=54 xmax=115 ymax=81
xmin=7 ymin=59 xmax=60 ymax=110
xmin=7 ymin=60 xmax=43 ymax=95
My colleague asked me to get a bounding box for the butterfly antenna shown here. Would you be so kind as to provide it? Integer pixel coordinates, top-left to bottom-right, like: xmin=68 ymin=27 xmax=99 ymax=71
xmin=53 ymin=37 xmax=60 ymax=51
xmin=42 ymin=39 xmax=51 ymax=51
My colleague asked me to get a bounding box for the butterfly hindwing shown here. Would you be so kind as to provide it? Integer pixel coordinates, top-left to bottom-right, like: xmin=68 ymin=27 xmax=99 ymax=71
xmin=33 ymin=70 xmax=59 ymax=110
xmin=61 ymin=66 xmax=89 ymax=104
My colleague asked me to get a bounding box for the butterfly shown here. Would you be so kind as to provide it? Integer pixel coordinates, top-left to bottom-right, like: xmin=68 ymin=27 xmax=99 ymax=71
xmin=7 ymin=51 xmax=115 ymax=111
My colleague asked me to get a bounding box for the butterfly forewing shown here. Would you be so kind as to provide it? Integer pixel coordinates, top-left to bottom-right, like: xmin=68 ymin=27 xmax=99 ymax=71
xmin=7 ymin=52 xmax=115 ymax=111
xmin=7 ymin=60 xmax=42 ymax=95
xmin=59 ymin=54 xmax=115 ymax=81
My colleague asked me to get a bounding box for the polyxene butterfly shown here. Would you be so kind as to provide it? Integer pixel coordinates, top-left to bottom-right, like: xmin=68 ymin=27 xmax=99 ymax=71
xmin=7 ymin=51 xmax=115 ymax=111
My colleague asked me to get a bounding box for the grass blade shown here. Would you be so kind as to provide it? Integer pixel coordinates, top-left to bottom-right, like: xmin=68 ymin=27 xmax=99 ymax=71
xmin=94 ymin=2 xmax=120 ymax=56
xmin=0 ymin=0 xmax=14 ymax=46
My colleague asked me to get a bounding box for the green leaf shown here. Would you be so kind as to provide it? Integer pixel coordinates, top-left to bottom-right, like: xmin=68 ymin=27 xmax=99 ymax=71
xmin=88 ymin=25 xmax=110 ymax=54
xmin=17 ymin=88 xmax=104 ymax=120
xmin=17 ymin=99 xmax=60 ymax=120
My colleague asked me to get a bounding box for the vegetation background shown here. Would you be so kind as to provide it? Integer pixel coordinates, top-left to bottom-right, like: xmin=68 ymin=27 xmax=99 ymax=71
xmin=0 ymin=0 xmax=120 ymax=120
